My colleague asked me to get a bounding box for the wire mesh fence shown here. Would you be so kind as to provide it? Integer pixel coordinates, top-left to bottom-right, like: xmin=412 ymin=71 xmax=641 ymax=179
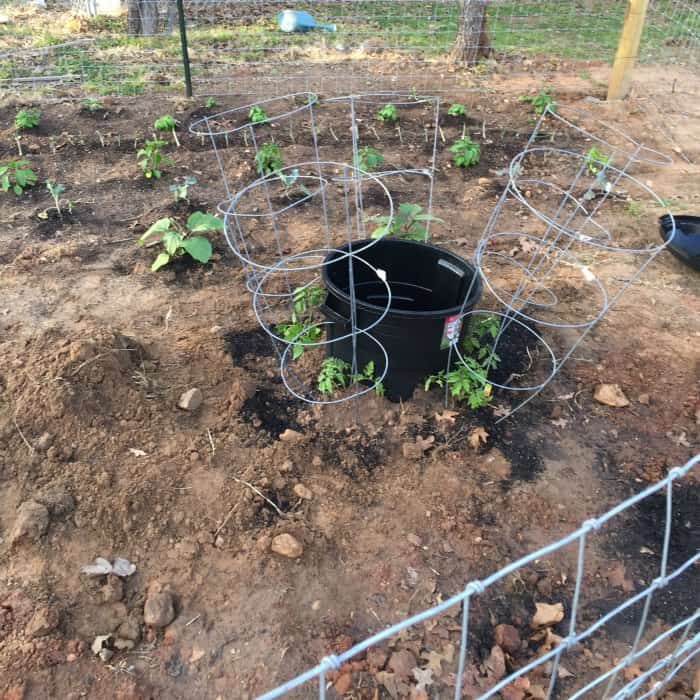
xmin=1 ymin=0 xmax=699 ymax=96
xmin=256 ymin=454 xmax=699 ymax=699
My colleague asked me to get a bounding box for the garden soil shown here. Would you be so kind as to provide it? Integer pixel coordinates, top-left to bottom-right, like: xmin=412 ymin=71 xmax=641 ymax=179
xmin=0 ymin=64 xmax=698 ymax=699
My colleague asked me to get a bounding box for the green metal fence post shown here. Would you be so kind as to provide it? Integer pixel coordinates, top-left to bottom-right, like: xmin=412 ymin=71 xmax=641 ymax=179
xmin=176 ymin=0 xmax=193 ymax=97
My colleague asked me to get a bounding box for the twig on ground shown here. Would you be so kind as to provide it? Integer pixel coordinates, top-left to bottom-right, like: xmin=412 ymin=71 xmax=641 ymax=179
xmin=14 ymin=416 xmax=34 ymax=454
xmin=233 ymin=476 xmax=285 ymax=518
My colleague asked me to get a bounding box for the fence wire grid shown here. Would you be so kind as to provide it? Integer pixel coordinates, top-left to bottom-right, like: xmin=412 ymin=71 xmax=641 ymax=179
xmin=1 ymin=0 xmax=699 ymax=96
xmin=258 ymin=454 xmax=699 ymax=699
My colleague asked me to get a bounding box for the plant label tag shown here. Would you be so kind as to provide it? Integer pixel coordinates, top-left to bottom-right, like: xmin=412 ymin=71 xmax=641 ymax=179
xmin=441 ymin=314 xmax=462 ymax=349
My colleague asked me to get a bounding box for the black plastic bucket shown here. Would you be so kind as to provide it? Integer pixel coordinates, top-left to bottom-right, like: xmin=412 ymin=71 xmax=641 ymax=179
xmin=321 ymin=238 xmax=483 ymax=400
xmin=659 ymin=214 xmax=700 ymax=271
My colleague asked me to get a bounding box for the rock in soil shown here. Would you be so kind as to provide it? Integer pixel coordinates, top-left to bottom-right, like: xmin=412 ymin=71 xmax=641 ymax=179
xmin=270 ymin=533 xmax=303 ymax=559
xmin=9 ymin=501 xmax=50 ymax=546
xmin=531 ymin=602 xmax=564 ymax=628
xmin=117 ymin=619 xmax=141 ymax=643
xmin=25 ymin=606 xmax=59 ymax=638
xmin=177 ymin=388 xmax=203 ymax=411
xmin=593 ymin=383 xmax=630 ymax=407
xmin=144 ymin=591 xmax=176 ymax=628
xmin=35 ymin=485 xmax=75 ymax=517
xmin=279 ymin=428 xmax=304 ymax=443
xmin=494 ymin=624 xmax=521 ymax=655
xmin=293 ymin=484 xmax=312 ymax=500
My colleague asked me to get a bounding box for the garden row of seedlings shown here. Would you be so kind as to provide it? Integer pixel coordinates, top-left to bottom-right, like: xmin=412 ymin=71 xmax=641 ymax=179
xmin=9 ymin=89 xmax=672 ymax=416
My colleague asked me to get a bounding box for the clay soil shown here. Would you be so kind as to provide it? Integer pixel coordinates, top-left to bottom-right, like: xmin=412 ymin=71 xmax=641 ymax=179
xmin=0 ymin=64 xmax=698 ymax=700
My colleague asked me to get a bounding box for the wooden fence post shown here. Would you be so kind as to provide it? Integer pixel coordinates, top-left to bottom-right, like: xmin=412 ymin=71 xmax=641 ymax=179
xmin=607 ymin=0 xmax=650 ymax=100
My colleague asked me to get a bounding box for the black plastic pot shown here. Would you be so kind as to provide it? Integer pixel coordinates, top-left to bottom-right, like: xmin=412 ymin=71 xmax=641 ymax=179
xmin=321 ymin=238 xmax=483 ymax=400
xmin=660 ymin=215 xmax=700 ymax=271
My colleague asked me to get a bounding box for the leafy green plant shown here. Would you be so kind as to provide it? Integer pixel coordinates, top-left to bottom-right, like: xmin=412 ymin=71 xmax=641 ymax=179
xmin=169 ymin=176 xmax=197 ymax=202
xmin=447 ymin=103 xmax=467 ymax=117
xmin=376 ymin=103 xmax=398 ymax=123
xmin=585 ymin=146 xmax=611 ymax=175
xmin=82 ymin=98 xmax=105 ymax=112
xmin=425 ymin=314 xmax=501 ymax=409
xmin=293 ymin=283 xmax=325 ymax=316
xmin=277 ymin=168 xmax=311 ymax=199
xmin=353 ymin=360 xmax=385 ymax=397
xmin=137 ymin=138 xmax=171 ymax=179
xmin=138 ymin=211 xmax=222 ymax=271
xmin=449 ymin=136 xmax=481 ymax=168
xmin=205 ymin=97 xmax=220 ymax=110
xmin=0 ymin=159 xmax=37 ymax=196
xmin=318 ymin=357 xmax=350 ymax=394
xmin=255 ymin=142 xmax=283 ymax=175
xmin=317 ymin=358 xmax=384 ymax=396
xmin=354 ymin=146 xmax=385 ymax=172
xmin=249 ymin=105 xmax=269 ymax=124
xmin=15 ymin=108 xmax=41 ymax=130
xmin=367 ymin=202 xmax=443 ymax=241
xmin=519 ymin=89 xmax=555 ymax=115
xmin=277 ymin=314 xmax=322 ymax=360
xmin=154 ymin=115 xmax=180 ymax=147
xmin=45 ymin=180 xmax=72 ymax=217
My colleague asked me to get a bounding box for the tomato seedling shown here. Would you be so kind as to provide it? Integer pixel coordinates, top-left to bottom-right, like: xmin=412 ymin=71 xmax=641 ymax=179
xmin=15 ymin=108 xmax=41 ymax=130
xmin=249 ymin=105 xmax=269 ymax=124
xmin=255 ymin=143 xmax=283 ymax=175
xmin=425 ymin=315 xmax=500 ymax=408
xmin=376 ymin=103 xmax=398 ymax=123
xmin=519 ymin=89 xmax=555 ymax=115
xmin=447 ymin=103 xmax=467 ymax=117
xmin=354 ymin=146 xmax=384 ymax=172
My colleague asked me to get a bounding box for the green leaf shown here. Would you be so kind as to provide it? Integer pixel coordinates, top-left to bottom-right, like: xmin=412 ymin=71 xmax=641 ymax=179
xmin=151 ymin=252 xmax=171 ymax=271
xmin=398 ymin=202 xmax=422 ymax=217
xmin=182 ymin=236 xmax=212 ymax=264
xmin=139 ymin=217 xmax=173 ymax=244
xmin=154 ymin=115 xmax=176 ymax=131
xmin=162 ymin=230 xmax=183 ymax=255
xmin=15 ymin=170 xmax=26 ymax=187
xmin=1 ymin=174 xmax=10 ymax=192
xmin=187 ymin=211 xmax=223 ymax=233
xmin=13 ymin=184 xmax=22 ymax=196
xmin=371 ymin=224 xmax=390 ymax=239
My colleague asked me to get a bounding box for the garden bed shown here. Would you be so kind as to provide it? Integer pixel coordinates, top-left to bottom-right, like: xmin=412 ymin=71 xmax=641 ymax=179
xmin=0 ymin=70 xmax=698 ymax=700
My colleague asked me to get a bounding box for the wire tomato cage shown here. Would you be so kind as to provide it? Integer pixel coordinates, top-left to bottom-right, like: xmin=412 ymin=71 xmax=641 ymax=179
xmin=192 ymin=97 xmax=677 ymax=417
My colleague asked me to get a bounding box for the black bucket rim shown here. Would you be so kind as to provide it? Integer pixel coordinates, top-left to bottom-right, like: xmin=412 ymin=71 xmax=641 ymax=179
xmin=322 ymin=238 xmax=483 ymax=320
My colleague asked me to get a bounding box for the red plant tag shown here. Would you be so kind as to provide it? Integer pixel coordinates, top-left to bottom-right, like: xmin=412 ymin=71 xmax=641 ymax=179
xmin=440 ymin=314 xmax=463 ymax=349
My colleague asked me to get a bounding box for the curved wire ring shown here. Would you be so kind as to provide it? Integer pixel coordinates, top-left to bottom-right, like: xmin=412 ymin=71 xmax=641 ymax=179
xmin=251 ymin=248 xmax=393 ymax=348
xmin=280 ymin=325 xmax=389 ymax=405
xmin=535 ymin=104 xmax=673 ymax=167
xmin=189 ymin=92 xmax=318 ymax=137
xmin=221 ymin=161 xmax=395 ymax=272
xmin=508 ymin=147 xmax=676 ymax=254
xmin=503 ymin=177 xmax=612 ymax=243
xmin=452 ymin=309 xmax=558 ymax=393
xmin=475 ymin=232 xmax=609 ymax=329
xmin=325 ymin=91 xmax=439 ymax=107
